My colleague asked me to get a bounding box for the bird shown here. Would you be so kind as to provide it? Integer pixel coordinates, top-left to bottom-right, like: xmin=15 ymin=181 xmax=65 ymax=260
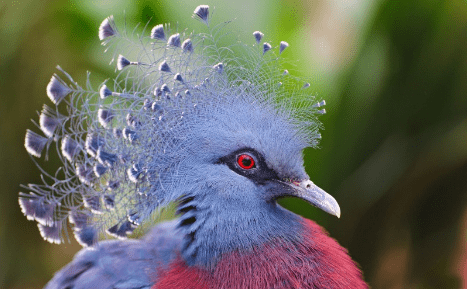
xmin=20 ymin=4 xmax=367 ymax=288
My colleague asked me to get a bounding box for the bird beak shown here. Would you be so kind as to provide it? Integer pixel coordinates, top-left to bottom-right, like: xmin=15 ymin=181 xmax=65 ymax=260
xmin=287 ymin=180 xmax=341 ymax=218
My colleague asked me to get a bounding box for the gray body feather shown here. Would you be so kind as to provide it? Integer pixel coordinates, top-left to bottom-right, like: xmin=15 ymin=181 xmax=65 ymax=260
xmin=45 ymin=220 xmax=181 ymax=289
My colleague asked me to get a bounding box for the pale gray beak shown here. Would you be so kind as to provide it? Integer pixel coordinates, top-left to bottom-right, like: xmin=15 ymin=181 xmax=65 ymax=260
xmin=288 ymin=180 xmax=341 ymax=218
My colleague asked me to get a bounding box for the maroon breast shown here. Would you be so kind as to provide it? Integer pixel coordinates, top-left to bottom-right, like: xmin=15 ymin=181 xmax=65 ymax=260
xmin=154 ymin=219 xmax=367 ymax=289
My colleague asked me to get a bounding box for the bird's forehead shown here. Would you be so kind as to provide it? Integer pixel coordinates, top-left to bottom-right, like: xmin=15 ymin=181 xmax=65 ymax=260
xmin=186 ymin=99 xmax=309 ymax=178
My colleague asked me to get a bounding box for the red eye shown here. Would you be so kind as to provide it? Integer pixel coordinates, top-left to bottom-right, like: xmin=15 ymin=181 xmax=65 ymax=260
xmin=237 ymin=154 xmax=255 ymax=170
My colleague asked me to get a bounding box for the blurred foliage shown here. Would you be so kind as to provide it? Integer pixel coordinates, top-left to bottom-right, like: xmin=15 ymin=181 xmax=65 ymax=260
xmin=1 ymin=0 xmax=467 ymax=288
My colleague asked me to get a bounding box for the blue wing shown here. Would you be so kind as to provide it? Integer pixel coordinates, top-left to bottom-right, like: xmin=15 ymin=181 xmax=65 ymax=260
xmin=44 ymin=220 xmax=182 ymax=289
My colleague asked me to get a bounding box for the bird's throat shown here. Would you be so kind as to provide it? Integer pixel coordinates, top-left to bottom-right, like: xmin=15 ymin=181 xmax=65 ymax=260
xmin=177 ymin=200 xmax=303 ymax=268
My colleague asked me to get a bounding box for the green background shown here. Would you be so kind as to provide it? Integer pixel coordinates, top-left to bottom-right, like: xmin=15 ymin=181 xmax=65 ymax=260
xmin=1 ymin=0 xmax=467 ymax=288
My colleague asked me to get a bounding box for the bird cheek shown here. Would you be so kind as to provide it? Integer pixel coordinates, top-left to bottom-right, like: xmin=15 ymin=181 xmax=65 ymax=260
xmin=262 ymin=181 xmax=292 ymax=202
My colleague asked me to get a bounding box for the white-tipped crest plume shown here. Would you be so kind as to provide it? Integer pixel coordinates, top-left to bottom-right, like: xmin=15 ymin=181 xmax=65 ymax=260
xmin=21 ymin=5 xmax=326 ymax=247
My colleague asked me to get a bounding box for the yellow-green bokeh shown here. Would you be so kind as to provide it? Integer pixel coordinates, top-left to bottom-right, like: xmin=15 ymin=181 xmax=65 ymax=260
xmin=1 ymin=0 xmax=467 ymax=288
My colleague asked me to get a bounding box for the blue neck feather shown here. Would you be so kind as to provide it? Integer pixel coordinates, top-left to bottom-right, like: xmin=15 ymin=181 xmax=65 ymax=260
xmin=177 ymin=193 xmax=303 ymax=268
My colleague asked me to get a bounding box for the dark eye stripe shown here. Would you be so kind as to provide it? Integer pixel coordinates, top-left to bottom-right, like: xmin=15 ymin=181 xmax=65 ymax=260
xmin=217 ymin=148 xmax=279 ymax=185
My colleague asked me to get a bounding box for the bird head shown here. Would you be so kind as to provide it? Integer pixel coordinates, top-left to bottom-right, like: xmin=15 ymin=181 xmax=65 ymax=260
xmin=20 ymin=5 xmax=339 ymax=255
xmin=171 ymin=98 xmax=339 ymax=216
